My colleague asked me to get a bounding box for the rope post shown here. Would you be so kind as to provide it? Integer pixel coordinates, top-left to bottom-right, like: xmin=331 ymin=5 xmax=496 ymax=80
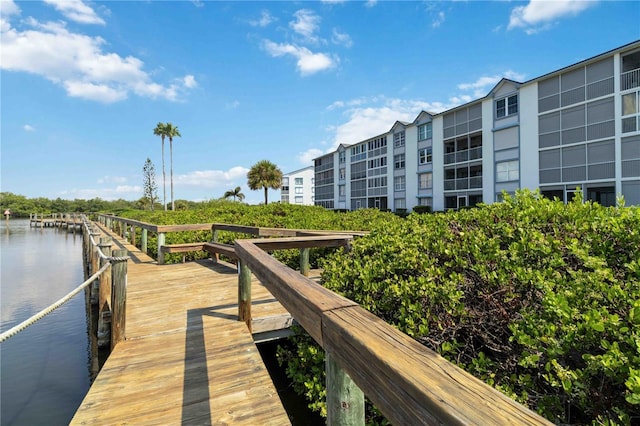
xmin=157 ymin=232 xmax=166 ymax=265
xmin=326 ymin=352 xmax=365 ymax=426
xmin=111 ymin=249 xmax=128 ymax=350
xmin=238 ymin=260 xmax=252 ymax=332
xmin=130 ymin=225 xmax=136 ymax=247
xmin=97 ymin=237 xmax=112 ymax=348
xmin=141 ymin=228 xmax=148 ymax=254
xmin=299 ymin=247 xmax=310 ymax=277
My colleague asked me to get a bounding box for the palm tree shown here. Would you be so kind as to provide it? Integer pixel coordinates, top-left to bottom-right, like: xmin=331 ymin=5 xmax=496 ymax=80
xmin=153 ymin=122 xmax=168 ymax=211
xmin=163 ymin=123 xmax=181 ymax=211
xmin=247 ymin=160 xmax=283 ymax=205
xmin=224 ymin=186 xmax=245 ymax=202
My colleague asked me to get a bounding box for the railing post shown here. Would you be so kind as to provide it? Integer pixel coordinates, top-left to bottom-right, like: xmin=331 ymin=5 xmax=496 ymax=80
xmin=90 ymin=229 xmax=101 ymax=304
xmin=111 ymin=249 xmax=128 ymax=350
xmin=97 ymin=237 xmax=112 ymax=348
xmin=157 ymin=232 xmax=166 ymax=264
xmin=238 ymin=260 xmax=252 ymax=332
xmin=141 ymin=228 xmax=148 ymax=254
xmin=211 ymin=227 xmax=220 ymax=262
xmin=299 ymin=247 xmax=310 ymax=277
xmin=326 ymin=352 xmax=365 ymax=426
xmin=131 ymin=225 xmax=136 ymax=247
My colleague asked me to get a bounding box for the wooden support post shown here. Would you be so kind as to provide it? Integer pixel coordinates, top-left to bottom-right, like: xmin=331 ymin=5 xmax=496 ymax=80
xmin=326 ymin=352 xmax=365 ymax=426
xmin=130 ymin=225 xmax=136 ymax=247
xmin=299 ymin=247 xmax=310 ymax=277
xmin=90 ymin=230 xmax=101 ymax=305
xmin=111 ymin=249 xmax=128 ymax=350
xmin=238 ymin=260 xmax=252 ymax=332
xmin=211 ymin=229 xmax=220 ymax=262
xmin=141 ymin=228 xmax=148 ymax=254
xmin=157 ymin=232 xmax=166 ymax=264
xmin=97 ymin=237 xmax=112 ymax=348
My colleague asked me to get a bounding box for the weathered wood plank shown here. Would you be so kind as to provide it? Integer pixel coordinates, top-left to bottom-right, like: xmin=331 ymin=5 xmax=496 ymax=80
xmin=71 ymin=224 xmax=292 ymax=426
xmin=322 ymin=307 xmax=552 ymax=426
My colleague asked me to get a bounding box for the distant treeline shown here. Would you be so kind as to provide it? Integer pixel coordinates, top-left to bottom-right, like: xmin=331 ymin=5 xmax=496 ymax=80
xmin=0 ymin=192 xmax=212 ymax=217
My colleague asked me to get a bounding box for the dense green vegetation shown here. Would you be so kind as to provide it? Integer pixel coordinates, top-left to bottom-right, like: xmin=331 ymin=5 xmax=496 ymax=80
xmin=4 ymin=190 xmax=638 ymax=423
xmin=278 ymin=191 xmax=640 ymax=425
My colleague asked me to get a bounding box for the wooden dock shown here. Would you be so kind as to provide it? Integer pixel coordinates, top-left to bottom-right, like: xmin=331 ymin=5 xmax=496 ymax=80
xmin=71 ymin=226 xmax=293 ymax=425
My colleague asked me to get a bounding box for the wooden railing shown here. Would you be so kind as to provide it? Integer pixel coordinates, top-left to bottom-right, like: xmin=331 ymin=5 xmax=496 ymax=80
xmin=96 ymin=215 xmax=551 ymax=424
xmin=234 ymin=237 xmax=552 ymax=425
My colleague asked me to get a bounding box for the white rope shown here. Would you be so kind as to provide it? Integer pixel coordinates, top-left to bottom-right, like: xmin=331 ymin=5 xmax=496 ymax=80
xmin=0 ymin=262 xmax=110 ymax=343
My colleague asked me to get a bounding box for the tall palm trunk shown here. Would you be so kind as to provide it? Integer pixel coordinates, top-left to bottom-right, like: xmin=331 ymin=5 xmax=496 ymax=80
xmin=162 ymin=137 xmax=166 ymax=211
xmin=170 ymin=139 xmax=174 ymax=211
xmin=263 ymin=187 xmax=268 ymax=205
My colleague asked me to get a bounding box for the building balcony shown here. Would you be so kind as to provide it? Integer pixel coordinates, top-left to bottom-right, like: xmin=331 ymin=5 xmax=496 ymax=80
xmin=621 ymin=68 xmax=640 ymax=91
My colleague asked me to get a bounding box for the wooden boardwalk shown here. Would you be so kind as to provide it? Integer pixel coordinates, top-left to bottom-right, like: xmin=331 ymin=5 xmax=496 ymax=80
xmin=71 ymin=226 xmax=293 ymax=425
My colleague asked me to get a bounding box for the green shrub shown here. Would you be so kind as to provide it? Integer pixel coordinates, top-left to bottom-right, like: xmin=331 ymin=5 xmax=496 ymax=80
xmin=278 ymin=190 xmax=640 ymax=425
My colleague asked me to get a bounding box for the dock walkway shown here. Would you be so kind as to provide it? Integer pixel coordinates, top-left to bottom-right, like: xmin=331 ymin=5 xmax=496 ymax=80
xmin=71 ymin=224 xmax=293 ymax=425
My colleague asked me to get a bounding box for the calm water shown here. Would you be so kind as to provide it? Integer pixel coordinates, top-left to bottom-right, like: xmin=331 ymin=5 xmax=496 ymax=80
xmin=1 ymin=219 xmax=91 ymax=426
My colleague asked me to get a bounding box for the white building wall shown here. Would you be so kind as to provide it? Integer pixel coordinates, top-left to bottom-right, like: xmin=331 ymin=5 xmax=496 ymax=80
xmin=519 ymin=82 xmax=540 ymax=189
xmin=431 ymin=115 xmax=445 ymax=211
xmin=481 ymin=99 xmax=495 ymax=204
xmin=282 ymin=166 xmax=315 ymax=205
xmin=404 ymin=125 xmax=418 ymax=211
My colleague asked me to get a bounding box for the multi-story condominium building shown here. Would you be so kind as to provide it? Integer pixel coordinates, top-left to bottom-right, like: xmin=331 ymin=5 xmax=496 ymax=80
xmin=314 ymin=40 xmax=640 ymax=211
xmin=280 ymin=166 xmax=315 ymax=205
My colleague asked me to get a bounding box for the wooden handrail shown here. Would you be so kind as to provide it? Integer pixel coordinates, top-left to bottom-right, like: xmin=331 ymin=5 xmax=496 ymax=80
xmin=234 ymin=238 xmax=552 ymax=425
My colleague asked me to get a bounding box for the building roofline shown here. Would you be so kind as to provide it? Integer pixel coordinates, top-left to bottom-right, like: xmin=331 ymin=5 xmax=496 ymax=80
xmin=284 ymin=165 xmax=314 ymax=175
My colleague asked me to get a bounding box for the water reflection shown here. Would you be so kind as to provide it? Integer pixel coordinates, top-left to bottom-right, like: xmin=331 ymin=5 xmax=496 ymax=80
xmin=1 ymin=219 xmax=91 ymax=426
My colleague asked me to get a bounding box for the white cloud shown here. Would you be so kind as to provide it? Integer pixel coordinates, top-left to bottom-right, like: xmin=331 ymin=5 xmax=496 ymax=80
xmin=297 ymin=148 xmax=323 ymax=165
xmin=290 ymin=9 xmax=321 ymax=43
xmin=225 ymin=100 xmax=240 ymax=109
xmin=331 ymin=28 xmax=352 ymax=48
xmin=23 ymin=124 xmax=35 ymax=132
xmin=365 ymin=0 xmax=378 ymax=8
xmin=183 ymin=74 xmax=197 ymax=88
xmin=59 ymin=185 xmax=142 ymax=201
xmin=249 ymin=10 xmax=275 ymax=27
xmin=0 ymin=14 xmax=194 ymax=103
xmin=43 ymin=0 xmax=105 ymax=25
xmin=1 ymin=0 xmax=20 ymax=16
xmin=175 ymin=166 xmax=250 ymax=188
xmin=508 ymin=0 xmax=597 ymax=33
xmin=432 ymin=11 xmax=445 ymax=28
xmin=97 ymin=176 xmax=127 ymax=184
xmin=457 ymin=70 xmax=526 ymax=97
xmin=262 ymin=40 xmax=336 ymax=75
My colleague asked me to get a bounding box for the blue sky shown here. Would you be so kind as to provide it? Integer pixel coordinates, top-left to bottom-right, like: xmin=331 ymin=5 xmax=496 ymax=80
xmin=1 ymin=0 xmax=639 ymax=205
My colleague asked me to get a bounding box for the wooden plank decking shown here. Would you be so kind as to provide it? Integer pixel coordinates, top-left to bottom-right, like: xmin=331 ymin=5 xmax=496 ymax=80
xmin=71 ymin=226 xmax=293 ymax=425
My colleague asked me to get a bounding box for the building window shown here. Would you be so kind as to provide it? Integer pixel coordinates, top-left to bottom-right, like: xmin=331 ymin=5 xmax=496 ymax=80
xmin=339 ymin=168 xmax=346 ymax=180
xmin=395 ymin=198 xmax=406 ymax=209
xmin=418 ymin=123 xmax=432 ymax=141
xmin=394 ymin=131 xmax=405 ymax=148
xmin=295 ymin=187 xmax=303 ymax=194
xmin=294 ymin=196 xmax=304 ymax=204
xmin=282 ymin=177 xmax=289 ymax=186
xmin=496 ymin=94 xmax=518 ymax=119
xmin=394 ymin=153 xmax=405 ymax=169
xmin=417 ymin=197 xmax=432 ymax=207
xmin=339 ymin=150 xmax=346 ymax=164
xmin=339 ymin=185 xmax=346 ymax=196
xmin=281 ymin=186 xmax=289 ymax=192
xmin=622 ymin=90 xmax=639 ymax=133
xmin=419 ymin=147 xmax=432 ymax=164
xmin=496 ymin=160 xmax=519 ymax=182
xmin=418 ymin=172 xmax=433 ymax=189
xmin=295 ymin=178 xmax=303 ymax=185
xmin=394 ymin=176 xmax=406 ymax=191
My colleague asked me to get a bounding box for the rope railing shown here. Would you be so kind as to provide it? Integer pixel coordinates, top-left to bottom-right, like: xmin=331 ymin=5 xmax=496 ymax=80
xmin=0 ymin=262 xmax=110 ymax=343
xmin=1 ymin=217 xmax=129 ymax=344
